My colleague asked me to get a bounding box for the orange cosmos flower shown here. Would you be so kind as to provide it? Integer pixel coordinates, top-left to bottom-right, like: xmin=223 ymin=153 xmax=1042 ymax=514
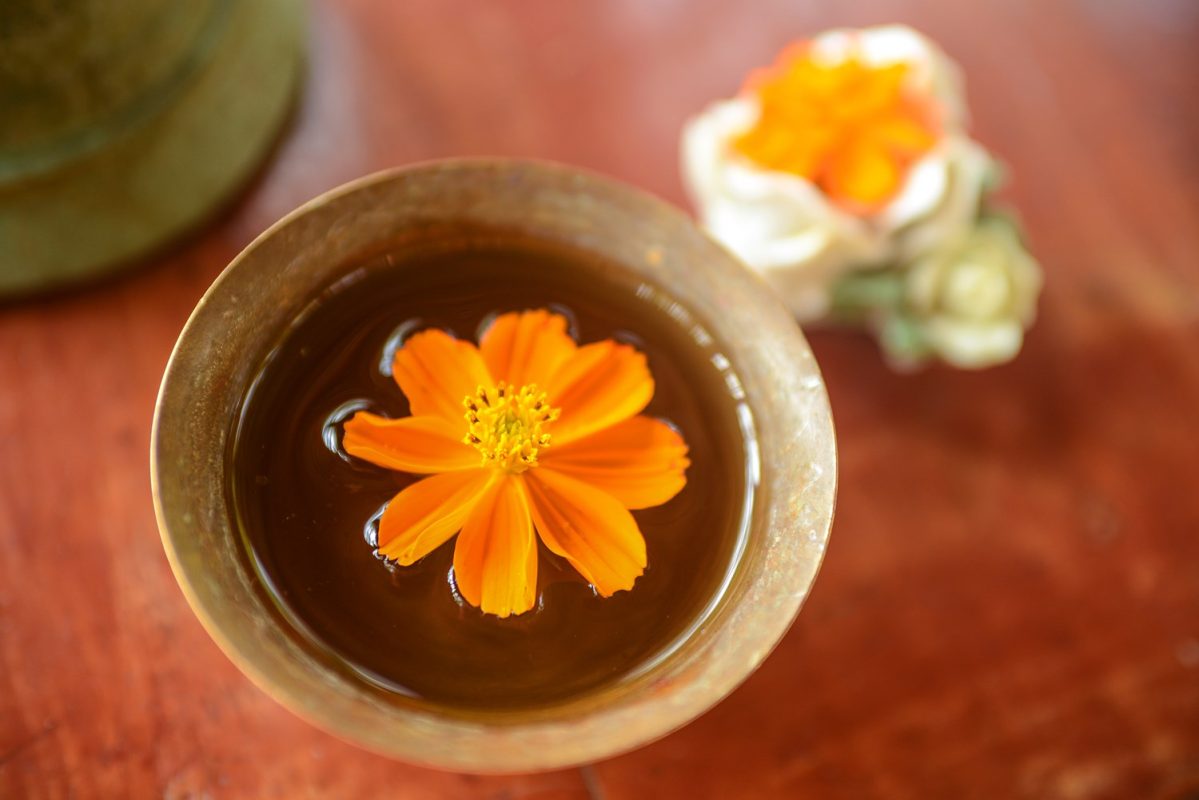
xmin=734 ymin=42 xmax=940 ymax=210
xmin=342 ymin=309 xmax=690 ymax=618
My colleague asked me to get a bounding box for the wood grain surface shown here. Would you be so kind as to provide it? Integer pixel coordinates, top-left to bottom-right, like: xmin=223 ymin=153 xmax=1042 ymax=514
xmin=2 ymin=0 xmax=1197 ymax=797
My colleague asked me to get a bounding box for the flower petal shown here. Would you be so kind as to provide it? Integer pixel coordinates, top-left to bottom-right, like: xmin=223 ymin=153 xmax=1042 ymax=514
xmin=452 ymin=475 xmax=538 ymax=617
xmin=546 ymin=341 xmax=654 ymax=445
xmin=343 ymin=411 xmax=480 ymax=473
xmin=540 ymin=416 xmax=689 ymax=509
xmin=377 ymin=470 xmax=491 ymax=564
xmin=524 ymin=468 xmax=646 ymax=596
xmin=823 ymin=139 xmax=901 ymax=207
xmin=872 ymin=115 xmax=937 ymax=158
xmin=393 ymin=329 xmax=493 ymax=423
xmin=480 ymin=309 xmax=577 ymax=388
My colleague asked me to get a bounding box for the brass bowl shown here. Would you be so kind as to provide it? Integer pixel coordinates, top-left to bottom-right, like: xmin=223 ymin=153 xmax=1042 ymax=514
xmin=151 ymin=160 xmax=836 ymax=772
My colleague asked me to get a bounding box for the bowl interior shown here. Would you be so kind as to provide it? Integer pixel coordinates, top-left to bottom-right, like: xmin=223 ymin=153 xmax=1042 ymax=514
xmin=152 ymin=160 xmax=836 ymax=771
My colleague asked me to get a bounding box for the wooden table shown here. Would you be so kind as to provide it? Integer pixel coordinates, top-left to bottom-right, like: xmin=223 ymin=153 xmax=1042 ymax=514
xmin=3 ymin=1 xmax=1197 ymax=797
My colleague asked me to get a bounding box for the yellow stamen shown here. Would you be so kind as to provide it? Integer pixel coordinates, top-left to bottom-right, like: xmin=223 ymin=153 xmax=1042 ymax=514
xmin=463 ymin=382 xmax=561 ymax=473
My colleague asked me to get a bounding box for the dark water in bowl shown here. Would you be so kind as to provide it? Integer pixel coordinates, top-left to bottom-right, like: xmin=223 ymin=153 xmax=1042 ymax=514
xmin=230 ymin=236 xmax=756 ymax=710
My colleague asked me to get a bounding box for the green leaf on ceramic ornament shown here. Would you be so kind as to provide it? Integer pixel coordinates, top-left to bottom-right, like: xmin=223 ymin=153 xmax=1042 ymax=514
xmin=830 ymin=269 xmax=906 ymax=319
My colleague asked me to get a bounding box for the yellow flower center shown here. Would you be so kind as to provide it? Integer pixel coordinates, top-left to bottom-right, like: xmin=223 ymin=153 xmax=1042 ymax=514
xmin=734 ymin=46 xmax=939 ymax=209
xmin=463 ymin=382 xmax=560 ymax=473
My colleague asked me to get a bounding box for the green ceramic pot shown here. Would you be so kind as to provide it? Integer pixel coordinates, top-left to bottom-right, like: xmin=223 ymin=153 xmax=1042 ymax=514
xmin=0 ymin=0 xmax=305 ymax=296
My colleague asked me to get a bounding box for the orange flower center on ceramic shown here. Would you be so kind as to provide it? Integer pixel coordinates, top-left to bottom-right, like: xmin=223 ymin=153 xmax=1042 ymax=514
xmin=463 ymin=382 xmax=561 ymax=473
xmin=734 ymin=45 xmax=940 ymax=210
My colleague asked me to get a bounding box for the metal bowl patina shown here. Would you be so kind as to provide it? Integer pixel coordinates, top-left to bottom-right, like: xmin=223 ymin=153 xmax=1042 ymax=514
xmin=151 ymin=160 xmax=836 ymax=772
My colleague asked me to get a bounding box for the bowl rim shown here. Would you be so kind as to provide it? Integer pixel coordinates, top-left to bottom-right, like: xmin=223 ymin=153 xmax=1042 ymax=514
xmin=151 ymin=158 xmax=837 ymax=771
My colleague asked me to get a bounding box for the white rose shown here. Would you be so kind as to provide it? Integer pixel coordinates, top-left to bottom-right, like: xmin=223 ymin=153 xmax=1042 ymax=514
xmin=681 ymin=25 xmax=995 ymax=321
xmin=904 ymin=216 xmax=1042 ymax=368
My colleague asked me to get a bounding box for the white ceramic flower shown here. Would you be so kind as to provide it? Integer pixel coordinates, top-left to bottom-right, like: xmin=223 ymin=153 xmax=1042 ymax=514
xmin=904 ymin=215 xmax=1041 ymax=368
xmin=682 ymin=25 xmax=996 ymax=320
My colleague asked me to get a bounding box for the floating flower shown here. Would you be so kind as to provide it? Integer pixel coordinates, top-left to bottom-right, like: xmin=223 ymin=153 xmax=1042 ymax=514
xmin=342 ymin=310 xmax=690 ymax=618
xmin=682 ymin=25 xmax=996 ymax=321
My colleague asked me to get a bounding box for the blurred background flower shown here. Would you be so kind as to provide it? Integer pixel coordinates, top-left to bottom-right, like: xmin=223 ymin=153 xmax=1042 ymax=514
xmin=682 ymin=25 xmax=1039 ymax=369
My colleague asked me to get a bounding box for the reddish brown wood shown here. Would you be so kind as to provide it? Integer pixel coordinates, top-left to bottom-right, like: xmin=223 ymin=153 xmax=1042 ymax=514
xmin=3 ymin=0 xmax=1198 ymax=797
